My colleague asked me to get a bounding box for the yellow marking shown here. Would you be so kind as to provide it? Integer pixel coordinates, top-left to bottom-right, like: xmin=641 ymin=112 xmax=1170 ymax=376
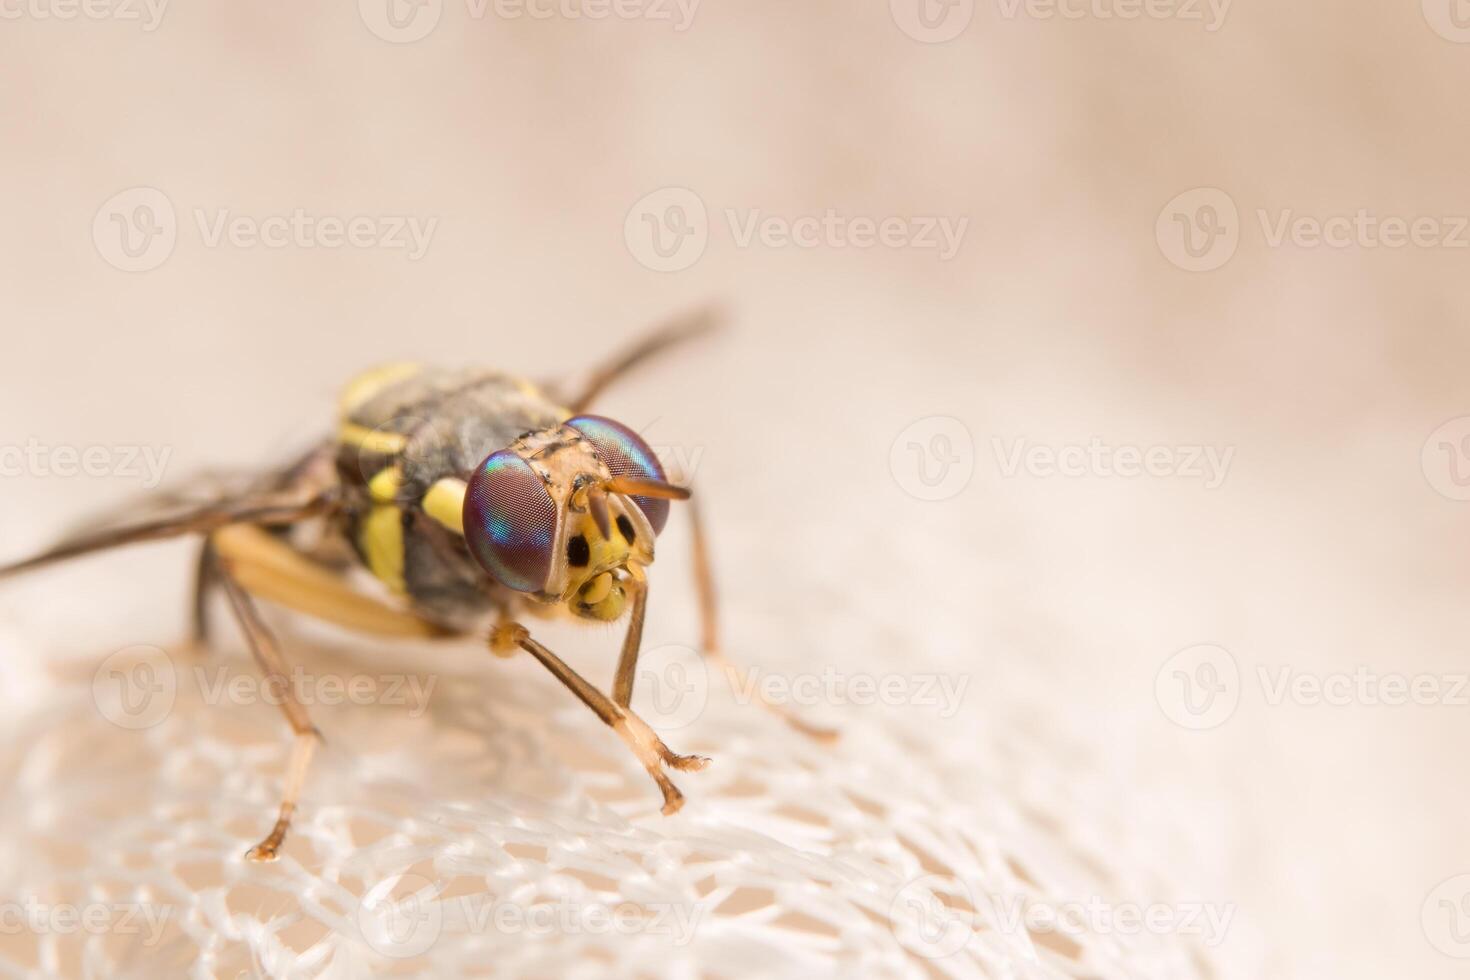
xmin=339 ymin=362 xmax=421 ymax=416
xmin=368 ymin=465 xmax=403 ymax=504
xmin=558 ymin=508 xmax=643 ymax=602
xmin=580 ymin=572 xmax=612 ymax=605
xmin=584 ymin=583 xmax=626 ymax=621
xmin=423 ymin=477 xmax=467 ymax=535
xmin=338 ymin=422 xmax=410 ymax=456
xmin=211 ymin=524 xmax=441 ymax=638
xmin=360 ymin=504 xmax=407 ymax=594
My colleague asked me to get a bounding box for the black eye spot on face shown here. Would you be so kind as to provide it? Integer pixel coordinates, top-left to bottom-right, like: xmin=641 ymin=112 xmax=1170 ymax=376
xmin=567 ymin=534 xmax=590 ymax=567
xmin=615 ymin=514 xmax=636 ymax=543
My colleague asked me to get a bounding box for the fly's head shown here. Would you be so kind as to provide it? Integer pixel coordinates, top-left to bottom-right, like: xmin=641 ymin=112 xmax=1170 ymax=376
xmin=460 ymin=415 xmax=686 ymax=621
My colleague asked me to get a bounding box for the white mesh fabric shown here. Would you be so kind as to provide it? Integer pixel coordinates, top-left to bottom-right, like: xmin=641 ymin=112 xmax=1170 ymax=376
xmin=0 ymin=517 xmax=1233 ymax=979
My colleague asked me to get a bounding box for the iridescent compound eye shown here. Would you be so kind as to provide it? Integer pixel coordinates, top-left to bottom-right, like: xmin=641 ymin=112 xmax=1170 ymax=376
xmin=564 ymin=415 xmax=670 ymax=534
xmin=463 ymin=450 xmax=559 ymax=592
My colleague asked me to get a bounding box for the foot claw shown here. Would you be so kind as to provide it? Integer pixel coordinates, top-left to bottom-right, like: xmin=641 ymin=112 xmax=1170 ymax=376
xmin=245 ymin=811 xmax=292 ymax=862
xmin=665 ymin=751 xmax=710 ymax=772
xmin=659 ymin=784 xmax=686 ymax=815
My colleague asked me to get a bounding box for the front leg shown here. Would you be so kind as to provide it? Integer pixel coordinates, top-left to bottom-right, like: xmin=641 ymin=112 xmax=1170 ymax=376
xmin=490 ymin=619 xmax=708 ymax=814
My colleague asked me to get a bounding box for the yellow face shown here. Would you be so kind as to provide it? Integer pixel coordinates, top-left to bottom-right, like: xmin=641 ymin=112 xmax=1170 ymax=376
xmin=560 ymin=495 xmax=655 ymax=620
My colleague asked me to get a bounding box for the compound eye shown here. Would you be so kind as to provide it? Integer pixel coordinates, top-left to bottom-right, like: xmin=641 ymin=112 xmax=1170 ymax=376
xmin=564 ymin=415 xmax=670 ymax=534
xmin=463 ymin=450 xmax=559 ymax=592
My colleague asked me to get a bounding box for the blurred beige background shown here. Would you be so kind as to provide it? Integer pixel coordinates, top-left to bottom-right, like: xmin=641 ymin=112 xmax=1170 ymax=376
xmin=3 ymin=1 xmax=1470 ymax=977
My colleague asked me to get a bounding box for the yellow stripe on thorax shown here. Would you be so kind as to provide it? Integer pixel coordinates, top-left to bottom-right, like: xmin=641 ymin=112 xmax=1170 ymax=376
xmin=368 ymin=465 xmax=404 ymax=504
xmin=339 ymin=362 xmax=422 ymax=415
xmin=423 ymin=477 xmax=466 ymax=535
xmin=339 ymin=422 xmax=411 ymax=456
xmin=337 ymin=363 xmax=423 ymax=457
xmin=360 ymin=504 xmax=407 ymax=594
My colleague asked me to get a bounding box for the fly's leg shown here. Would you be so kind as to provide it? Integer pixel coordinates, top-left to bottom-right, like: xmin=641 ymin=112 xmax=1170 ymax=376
xmin=190 ymin=538 xmax=219 ymax=649
xmin=215 ymin=558 xmax=322 ymax=862
xmin=687 ymin=494 xmax=838 ymax=741
xmin=205 ymin=524 xmax=455 ymax=857
xmin=565 ymin=306 xmax=721 ymax=414
xmin=611 ymin=567 xmax=648 ymax=707
xmin=209 ymin=524 xmax=449 ymax=639
xmin=490 ymin=618 xmax=708 ymax=815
